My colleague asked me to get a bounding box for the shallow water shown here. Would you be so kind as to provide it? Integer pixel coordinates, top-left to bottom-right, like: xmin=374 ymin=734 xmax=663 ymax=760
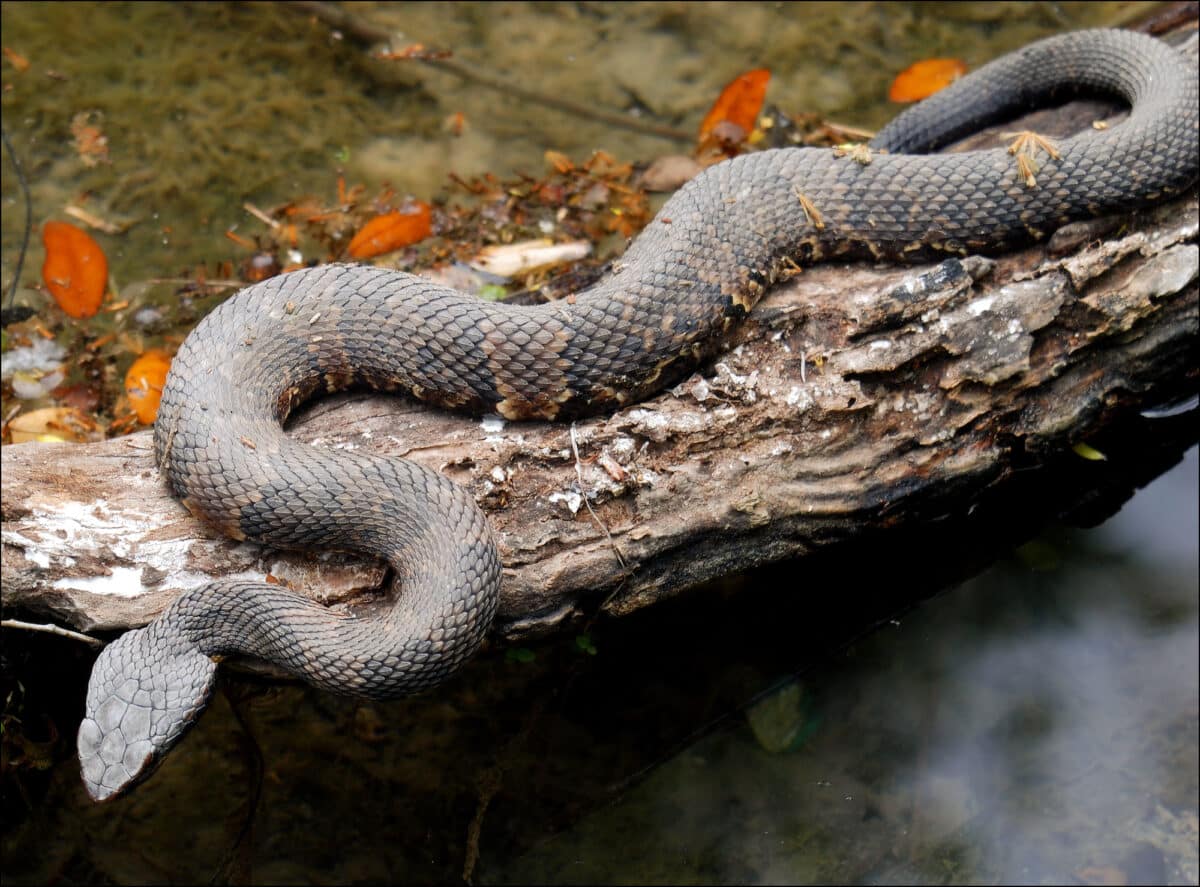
xmin=1 ymin=2 xmax=1195 ymax=885
xmin=0 ymin=1 xmax=1155 ymax=303
xmin=494 ymin=453 xmax=1200 ymax=885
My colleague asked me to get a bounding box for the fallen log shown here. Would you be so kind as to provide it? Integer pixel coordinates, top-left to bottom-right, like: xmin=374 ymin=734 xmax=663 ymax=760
xmin=4 ymin=22 xmax=1199 ymax=643
xmin=4 ymin=181 xmax=1196 ymax=640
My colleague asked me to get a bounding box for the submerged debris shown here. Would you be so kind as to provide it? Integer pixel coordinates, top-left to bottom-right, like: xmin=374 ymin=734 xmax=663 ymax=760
xmin=41 ymin=221 xmax=108 ymax=319
xmin=888 ymin=56 xmax=968 ymax=102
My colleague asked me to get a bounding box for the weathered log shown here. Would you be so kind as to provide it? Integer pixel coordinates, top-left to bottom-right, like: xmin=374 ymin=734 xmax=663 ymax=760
xmin=4 ymin=21 xmax=1199 ymax=640
xmin=4 ymin=184 xmax=1197 ymax=639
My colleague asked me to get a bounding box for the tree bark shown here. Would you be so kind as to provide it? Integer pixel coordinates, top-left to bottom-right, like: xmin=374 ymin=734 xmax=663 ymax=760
xmin=4 ymin=184 xmax=1196 ymax=639
xmin=4 ymin=28 xmax=1199 ymax=642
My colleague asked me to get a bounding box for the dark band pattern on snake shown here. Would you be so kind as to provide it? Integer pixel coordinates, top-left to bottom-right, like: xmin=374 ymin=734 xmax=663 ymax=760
xmin=77 ymin=29 xmax=1199 ymax=801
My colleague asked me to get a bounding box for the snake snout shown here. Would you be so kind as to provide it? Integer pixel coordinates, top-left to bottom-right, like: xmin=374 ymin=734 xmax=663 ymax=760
xmin=78 ymin=627 xmax=218 ymax=801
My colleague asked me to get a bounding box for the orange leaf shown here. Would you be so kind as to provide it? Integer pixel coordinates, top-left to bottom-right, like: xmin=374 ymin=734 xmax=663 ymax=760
xmin=699 ymin=69 xmax=771 ymax=142
xmin=3 ymin=46 xmax=30 ymax=73
xmin=347 ymin=203 xmax=433 ymax=259
xmin=125 ymin=349 xmax=172 ymax=425
xmin=544 ymin=150 xmax=574 ymax=174
xmin=888 ymin=58 xmax=968 ymax=102
xmin=41 ymin=221 xmax=108 ymax=318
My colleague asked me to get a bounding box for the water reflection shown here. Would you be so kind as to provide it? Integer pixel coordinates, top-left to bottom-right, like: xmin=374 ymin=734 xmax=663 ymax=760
xmin=492 ymin=450 xmax=1198 ymax=885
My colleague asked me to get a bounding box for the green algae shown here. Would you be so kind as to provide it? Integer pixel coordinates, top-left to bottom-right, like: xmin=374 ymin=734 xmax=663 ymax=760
xmin=0 ymin=2 xmax=401 ymax=287
xmin=1 ymin=1 xmax=1157 ymax=310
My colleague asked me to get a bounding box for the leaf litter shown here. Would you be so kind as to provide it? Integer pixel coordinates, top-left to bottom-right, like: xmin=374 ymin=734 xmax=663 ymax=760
xmin=2 ymin=55 xmax=877 ymax=445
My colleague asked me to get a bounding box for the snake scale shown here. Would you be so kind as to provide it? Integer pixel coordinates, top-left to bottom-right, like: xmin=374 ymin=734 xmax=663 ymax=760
xmin=78 ymin=29 xmax=1198 ymax=800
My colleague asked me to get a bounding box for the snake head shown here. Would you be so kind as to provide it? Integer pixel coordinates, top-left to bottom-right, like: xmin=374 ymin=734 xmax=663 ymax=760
xmin=77 ymin=625 xmax=217 ymax=801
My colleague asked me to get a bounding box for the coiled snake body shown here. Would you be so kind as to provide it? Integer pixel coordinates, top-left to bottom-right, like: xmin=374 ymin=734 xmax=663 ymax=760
xmin=78 ymin=29 xmax=1198 ymax=800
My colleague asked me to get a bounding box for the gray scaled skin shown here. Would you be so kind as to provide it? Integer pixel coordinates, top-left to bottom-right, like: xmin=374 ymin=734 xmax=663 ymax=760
xmin=78 ymin=29 xmax=1199 ymax=801
xmin=79 ymin=620 xmax=217 ymax=799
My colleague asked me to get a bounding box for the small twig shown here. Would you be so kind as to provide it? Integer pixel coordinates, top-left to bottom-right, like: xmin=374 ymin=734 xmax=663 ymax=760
xmin=145 ymin=277 xmax=245 ymax=290
xmin=212 ymin=683 xmax=265 ymax=886
xmin=823 ymin=119 xmax=876 ymax=142
xmin=426 ymin=56 xmax=693 ymax=143
xmin=569 ymin=422 xmax=628 ymax=576
xmin=1 ymin=126 xmax=33 ymax=310
xmin=242 ymin=202 xmax=280 ymax=229
xmin=282 ymin=0 xmax=694 ymax=143
xmin=1 ymin=619 xmax=105 ymax=649
xmin=2 ymin=401 xmax=23 ymax=439
xmin=63 ymin=204 xmax=131 ymax=235
xmin=461 ymin=763 xmax=501 ymax=885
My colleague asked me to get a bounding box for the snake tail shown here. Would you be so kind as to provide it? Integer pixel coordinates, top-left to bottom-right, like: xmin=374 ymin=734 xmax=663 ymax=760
xmin=78 ymin=29 xmax=1198 ymax=801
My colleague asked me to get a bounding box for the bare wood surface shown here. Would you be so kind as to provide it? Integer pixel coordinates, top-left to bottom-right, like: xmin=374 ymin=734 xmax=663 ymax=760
xmin=4 ymin=186 xmax=1196 ymax=638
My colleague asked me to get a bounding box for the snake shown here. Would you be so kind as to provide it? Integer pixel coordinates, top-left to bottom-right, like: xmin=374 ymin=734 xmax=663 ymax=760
xmin=77 ymin=29 xmax=1198 ymax=801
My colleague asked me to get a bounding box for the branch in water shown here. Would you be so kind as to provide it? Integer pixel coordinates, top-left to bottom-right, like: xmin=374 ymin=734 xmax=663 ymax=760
xmin=281 ymin=0 xmax=694 ymax=143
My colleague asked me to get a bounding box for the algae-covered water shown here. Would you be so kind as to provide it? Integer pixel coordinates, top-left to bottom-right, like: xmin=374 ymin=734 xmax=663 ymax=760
xmin=0 ymin=1 xmax=1158 ymax=304
xmin=2 ymin=2 xmax=1196 ymax=885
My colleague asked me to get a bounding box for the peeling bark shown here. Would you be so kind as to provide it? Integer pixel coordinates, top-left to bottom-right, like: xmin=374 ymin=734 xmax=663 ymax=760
xmin=4 ymin=188 xmax=1196 ymax=639
xmin=4 ymin=28 xmax=1199 ymax=640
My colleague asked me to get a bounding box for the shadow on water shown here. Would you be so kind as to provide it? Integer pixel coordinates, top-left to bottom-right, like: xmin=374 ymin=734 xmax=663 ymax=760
xmin=1 ymin=2 xmax=1195 ymax=884
xmin=491 ymin=454 xmax=1200 ymax=886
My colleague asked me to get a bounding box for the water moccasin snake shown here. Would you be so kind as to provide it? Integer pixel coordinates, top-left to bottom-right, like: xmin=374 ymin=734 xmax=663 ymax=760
xmin=77 ymin=29 xmax=1199 ymax=801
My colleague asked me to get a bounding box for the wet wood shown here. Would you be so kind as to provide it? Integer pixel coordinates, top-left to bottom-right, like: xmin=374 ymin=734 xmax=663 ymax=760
xmin=4 ymin=185 xmax=1196 ymax=639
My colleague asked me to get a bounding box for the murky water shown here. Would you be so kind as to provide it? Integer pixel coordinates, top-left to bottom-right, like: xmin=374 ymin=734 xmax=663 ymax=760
xmin=1 ymin=2 xmax=1195 ymax=885
xmin=494 ymin=454 xmax=1200 ymax=885
xmin=0 ymin=1 xmax=1154 ymax=304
